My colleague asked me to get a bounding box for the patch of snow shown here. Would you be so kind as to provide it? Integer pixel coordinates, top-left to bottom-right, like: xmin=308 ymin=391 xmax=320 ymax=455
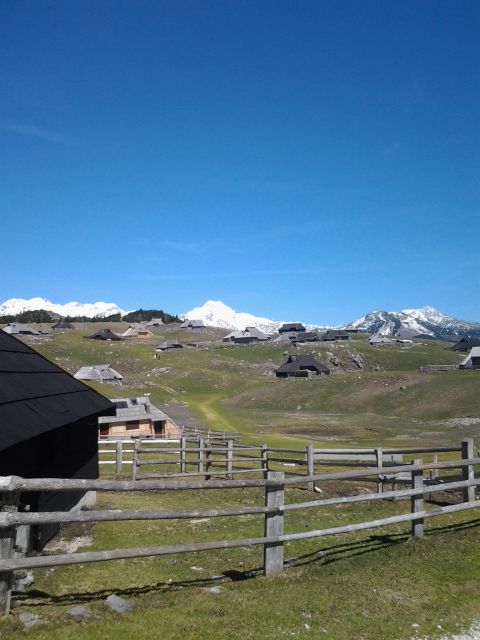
xmin=0 ymin=297 xmax=127 ymax=318
xmin=183 ymin=300 xmax=286 ymax=333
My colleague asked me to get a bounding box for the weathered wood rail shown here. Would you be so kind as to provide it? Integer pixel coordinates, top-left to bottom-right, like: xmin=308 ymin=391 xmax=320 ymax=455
xmin=0 ymin=442 xmax=478 ymax=615
xmin=129 ymin=438 xmax=469 ymax=495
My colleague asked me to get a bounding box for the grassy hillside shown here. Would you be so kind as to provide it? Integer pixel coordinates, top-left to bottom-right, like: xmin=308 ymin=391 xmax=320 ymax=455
xmin=27 ymin=324 xmax=479 ymax=449
xmin=2 ymin=325 xmax=480 ymax=639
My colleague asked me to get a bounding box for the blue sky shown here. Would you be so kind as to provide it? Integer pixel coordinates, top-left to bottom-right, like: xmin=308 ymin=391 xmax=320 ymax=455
xmin=1 ymin=1 xmax=478 ymax=324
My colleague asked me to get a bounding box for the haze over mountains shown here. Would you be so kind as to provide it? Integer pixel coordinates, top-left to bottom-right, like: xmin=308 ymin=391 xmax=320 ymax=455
xmin=1 ymin=297 xmax=479 ymax=340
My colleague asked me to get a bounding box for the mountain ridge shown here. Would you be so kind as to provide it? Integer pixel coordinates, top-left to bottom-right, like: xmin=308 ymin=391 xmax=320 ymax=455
xmin=1 ymin=297 xmax=479 ymax=339
xmin=0 ymin=297 xmax=127 ymax=319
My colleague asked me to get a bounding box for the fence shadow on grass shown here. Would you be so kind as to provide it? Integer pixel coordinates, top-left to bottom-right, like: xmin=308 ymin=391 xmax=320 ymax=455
xmin=10 ymin=516 xmax=480 ymax=610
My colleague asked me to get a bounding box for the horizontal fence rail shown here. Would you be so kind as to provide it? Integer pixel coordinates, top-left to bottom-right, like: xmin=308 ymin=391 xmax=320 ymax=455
xmin=0 ymin=439 xmax=477 ymax=616
xmin=124 ymin=436 xmax=472 ymax=486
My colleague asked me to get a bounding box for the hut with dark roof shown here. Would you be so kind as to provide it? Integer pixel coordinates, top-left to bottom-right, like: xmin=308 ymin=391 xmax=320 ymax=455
xmin=291 ymin=331 xmax=320 ymax=344
xmin=321 ymin=330 xmax=349 ymax=341
xmin=87 ymin=328 xmax=123 ymax=341
xmin=278 ymin=323 xmax=306 ymax=334
xmin=2 ymin=323 xmax=42 ymax=335
xmin=51 ymin=318 xmax=74 ymax=330
xmin=0 ymin=332 xmax=114 ymax=551
xmin=451 ymin=336 xmax=480 ymax=352
xmin=155 ymin=340 xmax=183 ymax=351
xmin=275 ymin=354 xmax=330 ymax=378
xmin=179 ymin=319 xmax=205 ymax=329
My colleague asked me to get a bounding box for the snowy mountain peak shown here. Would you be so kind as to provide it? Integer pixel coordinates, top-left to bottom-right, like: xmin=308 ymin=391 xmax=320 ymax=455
xmin=353 ymin=306 xmax=480 ymax=340
xmin=183 ymin=300 xmax=284 ymax=333
xmin=0 ymin=297 xmax=127 ymax=319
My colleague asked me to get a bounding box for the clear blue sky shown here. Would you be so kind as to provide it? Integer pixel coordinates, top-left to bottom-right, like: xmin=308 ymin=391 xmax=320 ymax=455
xmin=1 ymin=1 xmax=478 ymax=324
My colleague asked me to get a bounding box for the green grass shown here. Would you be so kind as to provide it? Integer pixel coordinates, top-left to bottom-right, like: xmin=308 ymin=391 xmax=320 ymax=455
xmin=5 ymin=326 xmax=479 ymax=637
xmin=27 ymin=327 xmax=480 ymax=450
xmin=1 ymin=484 xmax=480 ymax=639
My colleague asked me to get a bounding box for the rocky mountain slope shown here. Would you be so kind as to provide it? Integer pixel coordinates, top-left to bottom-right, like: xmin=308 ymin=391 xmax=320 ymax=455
xmin=351 ymin=306 xmax=480 ymax=340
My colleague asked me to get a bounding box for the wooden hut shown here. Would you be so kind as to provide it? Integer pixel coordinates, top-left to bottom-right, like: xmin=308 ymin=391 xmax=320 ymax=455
xmin=452 ymin=336 xmax=480 ymax=352
xmin=87 ymin=328 xmax=123 ymax=341
xmin=0 ymin=332 xmax=114 ymax=550
xmin=275 ymin=354 xmax=330 ymax=378
xmin=98 ymin=397 xmax=181 ymax=439
xmin=321 ymin=330 xmax=349 ymax=341
xmin=51 ymin=318 xmax=74 ymax=330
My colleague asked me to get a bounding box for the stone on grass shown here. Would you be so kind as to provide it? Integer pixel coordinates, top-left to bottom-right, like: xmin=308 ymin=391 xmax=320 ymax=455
xmin=12 ymin=570 xmax=34 ymax=593
xmin=19 ymin=612 xmax=46 ymax=629
xmin=105 ymin=594 xmax=134 ymax=613
xmin=67 ymin=605 xmax=92 ymax=620
xmin=202 ymin=586 xmax=223 ymax=594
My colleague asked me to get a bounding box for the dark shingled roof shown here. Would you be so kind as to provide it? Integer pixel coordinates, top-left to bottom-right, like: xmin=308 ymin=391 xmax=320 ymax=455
xmin=0 ymin=332 xmax=114 ymax=452
xmin=279 ymin=323 xmax=306 ymax=333
xmin=452 ymin=336 xmax=480 ymax=352
xmin=52 ymin=319 xmax=74 ymax=330
xmin=276 ymin=354 xmax=330 ymax=375
xmin=87 ymin=328 xmax=123 ymax=341
xmin=321 ymin=330 xmax=349 ymax=341
xmin=291 ymin=332 xmax=319 ymax=343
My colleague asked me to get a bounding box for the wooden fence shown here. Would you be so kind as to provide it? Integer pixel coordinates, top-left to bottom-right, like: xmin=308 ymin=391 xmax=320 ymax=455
xmin=130 ymin=438 xmax=469 ymax=494
xmin=1 ymin=440 xmax=478 ymax=615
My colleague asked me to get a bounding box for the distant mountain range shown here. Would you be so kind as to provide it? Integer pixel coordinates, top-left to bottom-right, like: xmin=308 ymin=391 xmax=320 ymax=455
xmin=1 ymin=297 xmax=479 ymax=340
xmin=0 ymin=297 xmax=127 ymax=319
xmin=184 ymin=301 xmax=480 ymax=340
xmin=350 ymin=306 xmax=480 ymax=340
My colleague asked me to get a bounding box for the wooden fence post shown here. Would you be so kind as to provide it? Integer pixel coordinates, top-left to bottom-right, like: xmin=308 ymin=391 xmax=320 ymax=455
xmin=375 ymin=448 xmax=383 ymax=494
xmin=226 ymin=440 xmax=233 ymax=479
xmin=306 ymin=444 xmax=314 ymax=492
xmin=0 ymin=485 xmax=19 ymax=616
xmin=115 ymin=441 xmax=123 ymax=475
xmin=261 ymin=445 xmax=269 ymax=478
xmin=411 ymin=459 xmax=424 ymax=538
xmin=180 ymin=437 xmax=186 ymax=474
xmin=263 ymin=471 xmax=284 ymax=576
xmin=461 ymin=439 xmax=475 ymax=503
xmin=205 ymin=441 xmax=212 ymax=480
xmin=132 ymin=440 xmax=140 ymax=481
xmin=198 ymin=437 xmax=205 ymax=474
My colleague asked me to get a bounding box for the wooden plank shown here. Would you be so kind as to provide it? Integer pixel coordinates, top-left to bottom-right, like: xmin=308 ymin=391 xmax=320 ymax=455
xmin=462 ymin=439 xmax=476 ymax=503
xmin=132 ymin=440 xmax=140 ymax=481
xmin=0 ymin=491 xmax=19 ymax=615
xmin=2 ymin=457 xmax=479 ymax=493
xmin=411 ymin=459 xmax=424 ymax=538
xmin=205 ymin=443 xmax=212 ymax=481
xmin=376 ymin=448 xmax=384 ymax=494
xmin=115 ymin=441 xmax=123 ymax=474
xmin=263 ymin=472 xmax=284 ymax=575
xmin=3 ymin=501 xmax=480 ymax=573
xmin=3 ymin=477 xmax=478 ymax=528
xmin=180 ymin=437 xmax=186 ymax=474
xmin=198 ymin=437 xmax=205 ymax=474
xmin=306 ymin=445 xmax=314 ymax=492
xmin=261 ymin=444 xmax=268 ymax=478
xmin=226 ymin=440 xmax=233 ymax=480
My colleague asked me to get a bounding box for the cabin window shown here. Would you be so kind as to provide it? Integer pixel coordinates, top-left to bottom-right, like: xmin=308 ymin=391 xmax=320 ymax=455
xmin=99 ymin=427 xmax=109 ymax=436
xmin=126 ymin=421 xmax=140 ymax=430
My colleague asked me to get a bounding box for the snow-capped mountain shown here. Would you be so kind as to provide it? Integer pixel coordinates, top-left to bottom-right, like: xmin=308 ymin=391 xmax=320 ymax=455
xmin=351 ymin=306 xmax=480 ymax=340
xmin=0 ymin=297 xmax=126 ymax=319
xmin=183 ymin=300 xmax=286 ymax=333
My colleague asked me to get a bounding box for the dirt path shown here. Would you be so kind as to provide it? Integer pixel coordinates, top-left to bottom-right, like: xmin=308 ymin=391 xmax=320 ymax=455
xmin=162 ymin=399 xmax=207 ymax=430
